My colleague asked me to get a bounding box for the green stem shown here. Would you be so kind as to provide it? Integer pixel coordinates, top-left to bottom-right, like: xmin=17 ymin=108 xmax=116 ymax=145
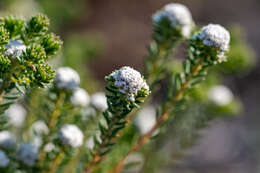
xmin=84 ymin=113 xmax=120 ymax=173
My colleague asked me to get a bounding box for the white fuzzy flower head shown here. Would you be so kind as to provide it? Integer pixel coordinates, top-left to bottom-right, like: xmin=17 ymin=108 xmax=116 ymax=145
xmin=54 ymin=67 xmax=80 ymax=90
xmin=123 ymin=153 xmax=144 ymax=173
xmin=153 ymin=3 xmax=194 ymax=37
xmin=58 ymin=124 xmax=83 ymax=148
xmin=5 ymin=103 xmax=27 ymax=127
xmin=0 ymin=131 xmax=16 ymax=150
xmin=196 ymin=24 xmax=230 ymax=51
xmin=70 ymin=88 xmax=90 ymax=107
xmin=4 ymin=40 xmax=26 ymax=60
xmin=109 ymin=66 xmax=150 ymax=102
xmin=208 ymin=85 xmax=233 ymax=106
xmin=90 ymin=92 xmax=108 ymax=111
xmin=134 ymin=106 xmax=158 ymax=135
xmin=0 ymin=150 xmax=9 ymax=168
xmin=31 ymin=120 xmax=49 ymax=136
xmin=16 ymin=143 xmax=39 ymax=167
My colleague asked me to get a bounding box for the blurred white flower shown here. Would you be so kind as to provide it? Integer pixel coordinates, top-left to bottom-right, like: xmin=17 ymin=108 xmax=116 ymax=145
xmin=44 ymin=143 xmax=55 ymax=153
xmin=134 ymin=106 xmax=158 ymax=135
xmin=85 ymin=136 xmax=95 ymax=150
xmin=208 ymin=85 xmax=234 ymax=106
xmin=110 ymin=66 xmax=150 ymax=101
xmin=91 ymin=92 xmax=108 ymax=111
xmin=195 ymin=24 xmax=230 ymax=51
xmin=0 ymin=131 xmax=15 ymax=150
xmin=153 ymin=3 xmax=194 ymax=37
xmin=5 ymin=103 xmax=27 ymax=127
xmin=30 ymin=120 xmax=49 ymax=136
xmin=58 ymin=124 xmax=83 ymax=148
xmin=4 ymin=40 xmax=26 ymax=60
xmin=0 ymin=150 xmax=9 ymax=168
xmin=70 ymin=88 xmax=90 ymax=107
xmin=16 ymin=143 xmax=38 ymax=167
xmin=54 ymin=67 xmax=80 ymax=90
xmin=123 ymin=153 xmax=144 ymax=173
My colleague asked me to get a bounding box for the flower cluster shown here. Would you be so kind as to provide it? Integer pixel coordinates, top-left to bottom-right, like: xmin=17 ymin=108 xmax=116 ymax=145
xmin=0 ymin=14 xmax=62 ymax=94
xmin=90 ymin=92 xmax=107 ymax=111
xmin=4 ymin=40 xmax=26 ymax=60
xmin=208 ymin=85 xmax=234 ymax=106
xmin=5 ymin=103 xmax=27 ymax=127
xmin=54 ymin=67 xmax=80 ymax=91
xmin=153 ymin=3 xmax=194 ymax=37
xmin=16 ymin=143 xmax=39 ymax=167
xmin=192 ymin=24 xmax=230 ymax=62
xmin=134 ymin=106 xmax=157 ymax=135
xmin=58 ymin=124 xmax=83 ymax=148
xmin=107 ymin=66 xmax=150 ymax=102
xmin=70 ymin=88 xmax=90 ymax=107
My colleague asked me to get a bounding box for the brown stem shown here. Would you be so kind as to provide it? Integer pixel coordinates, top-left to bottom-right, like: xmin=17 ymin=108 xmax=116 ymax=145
xmin=111 ymin=64 xmax=202 ymax=173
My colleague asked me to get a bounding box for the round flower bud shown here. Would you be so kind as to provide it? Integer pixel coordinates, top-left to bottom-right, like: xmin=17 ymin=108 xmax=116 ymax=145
xmin=193 ymin=24 xmax=230 ymax=61
xmin=108 ymin=66 xmax=150 ymax=102
xmin=0 ymin=150 xmax=9 ymax=168
xmin=5 ymin=103 xmax=27 ymax=127
xmin=90 ymin=92 xmax=108 ymax=111
xmin=16 ymin=143 xmax=39 ymax=167
xmin=196 ymin=24 xmax=230 ymax=51
xmin=134 ymin=106 xmax=158 ymax=135
xmin=208 ymin=85 xmax=233 ymax=106
xmin=30 ymin=120 xmax=49 ymax=136
xmin=58 ymin=124 xmax=83 ymax=148
xmin=153 ymin=3 xmax=194 ymax=37
xmin=0 ymin=131 xmax=16 ymax=150
xmin=70 ymin=88 xmax=90 ymax=107
xmin=54 ymin=67 xmax=80 ymax=90
xmin=4 ymin=40 xmax=26 ymax=60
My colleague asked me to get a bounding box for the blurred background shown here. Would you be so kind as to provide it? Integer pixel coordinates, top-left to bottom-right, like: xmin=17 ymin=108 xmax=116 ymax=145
xmin=1 ymin=0 xmax=260 ymax=173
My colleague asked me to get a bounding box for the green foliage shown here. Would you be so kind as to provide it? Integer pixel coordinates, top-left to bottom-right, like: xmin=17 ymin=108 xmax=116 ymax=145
xmin=0 ymin=24 xmax=9 ymax=46
xmin=2 ymin=16 xmax=25 ymax=38
xmin=26 ymin=14 xmax=49 ymax=37
xmin=216 ymin=26 xmax=256 ymax=75
xmin=0 ymin=2 xmax=255 ymax=173
xmin=0 ymin=14 xmax=62 ymax=95
xmin=0 ymin=55 xmax=11 ymax=74
xmin=41 ymin=33 xmax=63 ymax=57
